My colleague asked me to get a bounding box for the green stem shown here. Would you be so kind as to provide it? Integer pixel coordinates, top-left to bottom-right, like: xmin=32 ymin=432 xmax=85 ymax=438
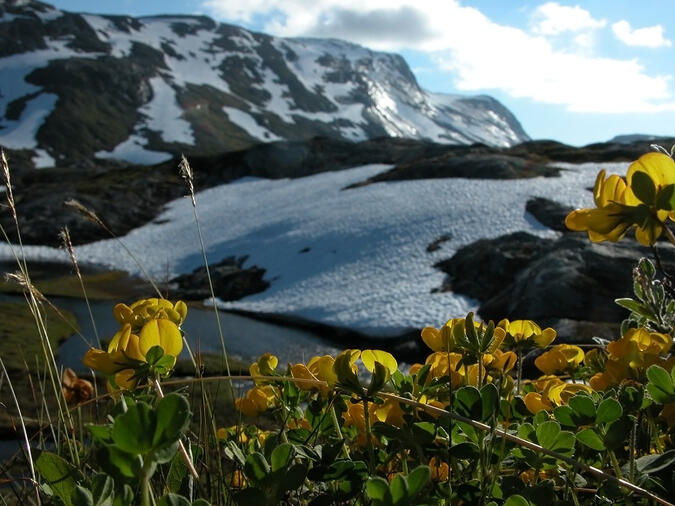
xmin=140 ymin=457 xmax=153 ymax=506
xmin=363 ymin=398 xmax=375 ymax=474
xmin=330 ymin=405 xmax=350 ymax=459
xmin=516 ymin=350 xmax=523 ymax=395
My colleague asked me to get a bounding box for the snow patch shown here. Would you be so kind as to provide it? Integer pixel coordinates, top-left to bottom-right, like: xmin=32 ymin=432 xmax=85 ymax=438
xmin=0 ymin=93 xmax=58 ymax=149
xmin=143 ymin=77 xmax=194 ymax=144
xmin=223 ymin=106 xmax=282 ymax=142
xmin=33 ymin=148 xmax=55 ymax=168
xmin=0 ymin=161 xmax=619 ymax=336
xmin=95 ymin=134 xmax=172 ymax=165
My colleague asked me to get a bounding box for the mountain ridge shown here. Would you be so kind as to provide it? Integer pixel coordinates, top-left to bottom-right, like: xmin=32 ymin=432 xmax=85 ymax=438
xmin=0 ymin=0 xmax=529 ymax=169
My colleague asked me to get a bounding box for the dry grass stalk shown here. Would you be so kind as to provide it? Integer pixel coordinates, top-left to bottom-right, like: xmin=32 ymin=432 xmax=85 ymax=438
xmin=1 ymin=149 xmax=17 ymax=223
xmin=64 ymin=198 xmax=105 ymax=229
xmin=179 ymin=154 xmax=196 ymax=206
xmin=59 ymin=226 xmax=101 ymax=346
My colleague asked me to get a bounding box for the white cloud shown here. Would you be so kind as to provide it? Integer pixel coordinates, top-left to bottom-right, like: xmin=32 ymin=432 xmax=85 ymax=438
xmin=530 ymin=2 xmax=605 ymax=35
xmin=200 ymin=0 xmax=675 ymax=113
xmin=612 ymin=20 xmax=672 ymax=48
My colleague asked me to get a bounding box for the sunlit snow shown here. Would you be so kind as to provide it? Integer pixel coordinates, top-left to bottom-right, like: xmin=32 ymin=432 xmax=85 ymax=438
xmin=0 ymin=162 xmax=623 ymax=336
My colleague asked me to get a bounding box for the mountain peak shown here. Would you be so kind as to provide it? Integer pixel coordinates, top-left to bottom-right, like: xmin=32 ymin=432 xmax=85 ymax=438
xmin=0 ymin=1 xmax=529 ymax=168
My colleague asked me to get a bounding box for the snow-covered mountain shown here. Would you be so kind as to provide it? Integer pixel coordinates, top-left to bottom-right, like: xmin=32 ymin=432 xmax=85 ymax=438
xmin=0 ymin=0 xmax=529 ymax=169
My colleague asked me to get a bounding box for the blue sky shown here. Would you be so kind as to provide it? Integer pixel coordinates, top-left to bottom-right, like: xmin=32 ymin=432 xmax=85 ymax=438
xmin=48 ymin=0 xmax=674 ymax=146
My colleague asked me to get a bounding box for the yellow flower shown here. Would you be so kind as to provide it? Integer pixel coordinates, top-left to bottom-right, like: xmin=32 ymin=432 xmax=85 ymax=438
xmin=534 ymin=344 xmax=585 ymax=375
xmin=500 ymin=319 xmax=556 ymax=349
xmin=421 ymin=319 xmax=462 ymax=352
xmin=342 ymin=399 xmax=379 ymax=447
xmin=566 ymin=153 xmax=675 ymax=246
xmin=290 ymin=355 xmax=336 ymax=395
xmin=250 ymin=352 xmax=279 ymax=380
xmin=83 ymin=298 xmax=186 ymax=384
xmin=484 ymin=349 xmax=518 ymax=376
xmin=524 ymin=376 xmax=592 ymax=414
xmin=374 ymin=398 xmax=405 ymax=427
xmin=590 ymin=327 xmax=675 ymax=390
xmin=235 ymin=386 xmax=276 ymax=417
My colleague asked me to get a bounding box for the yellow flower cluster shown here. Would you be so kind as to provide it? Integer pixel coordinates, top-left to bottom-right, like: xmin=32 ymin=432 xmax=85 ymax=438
xmin=83 ymin=298 xmax=186 ymax=388
xmin=590 ymin=327 xmax=675 ymax=390
xmin=524 ymin=376 xmax=592 ymax=414
xmin=566 ymin=152 xmax=675 ymax=245
xmin=534 ymin=344 xmax=585 ymax=375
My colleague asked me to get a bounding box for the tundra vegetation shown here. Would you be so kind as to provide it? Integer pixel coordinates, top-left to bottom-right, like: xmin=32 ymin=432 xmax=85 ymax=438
xmin=1 ymin=148 xmax=675 ymax=505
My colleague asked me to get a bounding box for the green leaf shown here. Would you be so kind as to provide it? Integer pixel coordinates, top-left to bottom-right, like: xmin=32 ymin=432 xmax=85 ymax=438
xmin=480 ymin=383 xmax=499 ymax=422
xmin=157 ymin=494 xmax=191 ymax=506
xmin=367 ymin=361 xmax=389 ymax=396
xmin=636 ymin=449 xmax=675 ymax=474
xmin=504 ymin=495 xmax=531 ymax=506
xmin=166 ymin=449 xmax=189 ymax=495
xmin=596 ymin=398 xmax=623 ymax=425
xmin=407 ymin=465 xmax=430 ymax=499
xmin=145 ymin=345 xmax=165 ymax=365
xmin=153 ymin=394 xmax=191 ymax=449
xmin=631 ymin=171 xmax=656 ymax=205
xmin=99 ymin=445 xmax=137 ymax=479
xmin=244 ymin=452 xmax=270 ymax=482
xmin=647 ymin=365 xmax=675 ymax=403
xmin=281 ymin=462 xmax=308 ymax=492
xmin=86 ymin=424 xmax=112 ymax=444
xmin=451 ymin=442 xmax=480 ymax=459
xmin=453 ymin=386 xmax=482 ymax=420
xmin=389 ymin=474 xmax=408 ymax=504
xmin=112 ymin=402 xmax=155 ymax=455
xmin=576 ymin=428 xmax=606 ymax=451
xmin=90 ymin=474 xmax=114 ymax=506
xmin=72 ymin=487 xmax=94 ymax=506
xmin=35 ymin=451 xmax=80 ymax=506
xmin=655 ymin=183 xmax=675 ymax=210
xmin=568 ymin=395 xmax=596 ymax=422
xmin=270 ymin=443 xmax=294 ymax=472
xmin=535 ymin=421 xmax=561 ymax=450
xmin=604 ymin=417 xmax=633 ymax=451
xmin=553 ymin=406 xmax=575 ymax=427
xmin=366 ymin=477 xmax=392 ymax=503
xmin=334 ymin=351 xmax=363 ymax=394
xmin=614 ymin=298 xmax=655 ymax=320
xmin=411 ymin=422 xmax=436 ymax=445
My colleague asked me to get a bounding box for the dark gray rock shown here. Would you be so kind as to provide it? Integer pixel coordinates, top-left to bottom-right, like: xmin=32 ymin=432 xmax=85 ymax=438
xmin=525 ymin=197 xmax=574 ymax=232
xmin=170 ymin=256 xmax=269 ymax=301
xmin=434 ymin=230 xmax=675 ymax=341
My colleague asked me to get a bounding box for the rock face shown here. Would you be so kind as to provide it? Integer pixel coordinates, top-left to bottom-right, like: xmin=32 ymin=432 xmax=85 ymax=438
xmin=433 ymin=198 xmax=675 ymax=341
xmin=170 ymin=256 xmax=269 ymax=301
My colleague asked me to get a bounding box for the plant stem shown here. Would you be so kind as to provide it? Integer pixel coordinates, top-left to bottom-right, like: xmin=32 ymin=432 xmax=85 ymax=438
xmin=363 ymin=398 xmax=375 ymax=474
xmin=329 ymin=404 xmax=350 ymax=459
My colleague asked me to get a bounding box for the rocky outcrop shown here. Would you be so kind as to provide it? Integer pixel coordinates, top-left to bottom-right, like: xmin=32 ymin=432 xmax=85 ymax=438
xmin=170 ymin=256 xmax=269 ymax=301
xmin=345 ymin=153 xmax=560 ymax=188
xmin=433 ymin=198 xmax=675 ymax=341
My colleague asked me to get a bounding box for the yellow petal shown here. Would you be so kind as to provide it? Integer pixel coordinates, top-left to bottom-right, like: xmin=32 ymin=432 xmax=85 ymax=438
xmin=361 ymin=349 xmax=398 ymax=375
xmin=113 ymin=303 xmax=133 ymax=325
xmin=83 ymin=348 xmax=122 ymax=375
xmin=139 ymin=319 xmax=183 ymax=357
xmin=421 ymin=327 xmax=442 ymax=351
xmin=174 ymin=300 xmax=188 ymax=324
xmin=535 ymin=327 xmax=557 ymax=348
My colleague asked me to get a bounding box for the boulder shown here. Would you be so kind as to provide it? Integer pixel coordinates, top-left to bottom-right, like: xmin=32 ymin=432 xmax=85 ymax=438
xmin=170 ymin=256 xmax=269 ymax=301
xmin=433 ymin=198 xmax=675 ymax=341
